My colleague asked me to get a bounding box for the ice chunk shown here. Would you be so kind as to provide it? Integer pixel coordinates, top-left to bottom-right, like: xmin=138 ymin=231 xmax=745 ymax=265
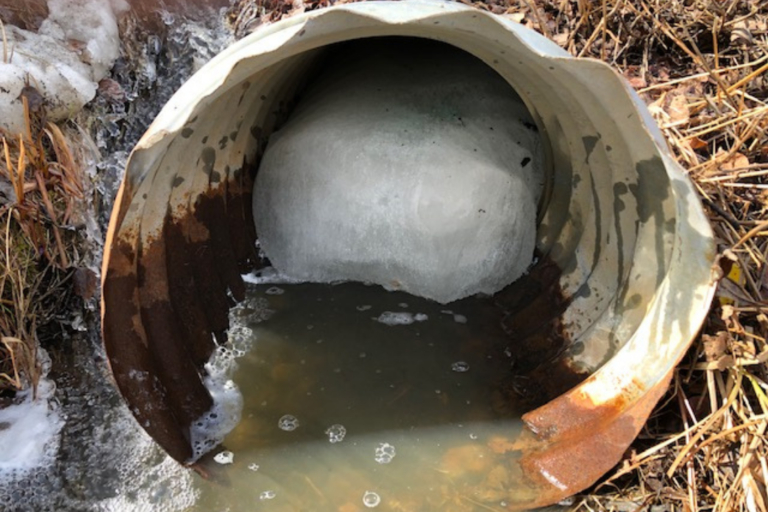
xmin=0 ymin=0 xmax=126 ymax=133
xmin=213 ymin=450 xmax=234 ymax=465
xmin=254 ymin=40 xmax=544 ymax=304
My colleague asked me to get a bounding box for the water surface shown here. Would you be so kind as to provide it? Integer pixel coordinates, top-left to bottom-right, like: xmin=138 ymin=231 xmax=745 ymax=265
xmin=191 ymin=281 xmax=540 ymax=511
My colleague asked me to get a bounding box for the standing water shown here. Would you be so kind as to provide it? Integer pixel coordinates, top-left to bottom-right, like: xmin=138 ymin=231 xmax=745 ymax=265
xmin=188 ymin=276 xmax=541 ymax=511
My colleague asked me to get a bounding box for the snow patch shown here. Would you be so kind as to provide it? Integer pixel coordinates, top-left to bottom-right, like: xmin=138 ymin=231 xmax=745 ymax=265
xmin=0 ymin=0 xmax=126 ymax=133
xmin=0 ymin=349 xmax=63 ymax=474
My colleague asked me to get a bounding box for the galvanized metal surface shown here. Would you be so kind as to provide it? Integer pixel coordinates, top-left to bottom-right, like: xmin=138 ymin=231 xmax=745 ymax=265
xmin=101 ymin=1 xmax=718 ymax=508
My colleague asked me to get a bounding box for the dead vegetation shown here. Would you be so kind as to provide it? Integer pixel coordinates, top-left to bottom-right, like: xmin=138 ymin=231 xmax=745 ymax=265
xmin=0 ymin=87 xmax=83 ymax=398
xmin=225 ymin=0 xmax=768 ymax=510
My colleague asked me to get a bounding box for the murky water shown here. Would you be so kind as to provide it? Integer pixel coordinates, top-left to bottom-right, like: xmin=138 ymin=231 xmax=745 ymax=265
xmin=189 ymin=280 xmax=539 ymax=512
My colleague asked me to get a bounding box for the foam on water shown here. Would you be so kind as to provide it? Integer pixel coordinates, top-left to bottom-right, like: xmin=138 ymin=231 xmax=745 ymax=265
xmin=188 ymin=294 xmax=275 ymax=461
xmin=189 ymin=346 xmax=244 ymax=461
xmin=374 ymin=442 xmax=396 ymax=464
xmin=325 ymin=424 xmax=347 ymax=443
xmin=376 ymin=311 xmax=429 ymax=326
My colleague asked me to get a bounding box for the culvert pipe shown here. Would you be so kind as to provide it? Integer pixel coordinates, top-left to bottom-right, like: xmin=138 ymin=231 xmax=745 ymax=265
xmin=101 ymin=1 xmax=718 ymax=509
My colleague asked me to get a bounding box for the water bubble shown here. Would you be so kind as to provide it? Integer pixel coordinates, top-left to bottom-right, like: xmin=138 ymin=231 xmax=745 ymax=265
xmin=451 ymin=361 xmax=470 ymax=373
xmin=356 ymin=305 xmax=372 ymax=311
xmin=453 ymin=314 xmax=468 ymax=324
xmin=359 ymin=352 xmax=367 ymax=359
xmin=363 ymin=491 xmax=381 ymax=508
xmin=414 ymin=313 xmax=428 ymax=322
xmin=469 ymin=433 xmax=478 ymax=440
xmin=325 ymin=424 xmax=347 ymax=443
xmin=398 ymin=302 xmax=409 ymax=308
xmin=265 ymin=286 xmax=284 ymax=295
xmin=248 ymin=463 xmax=260 ymax=472
xmin=259 ymin=490 xmax=276 ymax=500
xmin=213 ymin=450 xmax=234 ymax=464
xmin=374 ymin=442 xmax=396 ymax=464
xmin=278 ymin=414 xmax=300 ymax=431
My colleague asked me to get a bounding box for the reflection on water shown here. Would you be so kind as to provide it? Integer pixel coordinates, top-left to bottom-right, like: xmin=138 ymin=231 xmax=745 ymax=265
xmin=191 ymin=281 xmax=540 ymax=511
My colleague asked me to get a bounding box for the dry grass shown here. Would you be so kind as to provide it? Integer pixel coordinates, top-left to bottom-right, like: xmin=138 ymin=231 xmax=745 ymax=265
xmin=227 ymin=0 xmax=768 ymax=510
xmin=0 ymin=89 xmax=83 ymax=397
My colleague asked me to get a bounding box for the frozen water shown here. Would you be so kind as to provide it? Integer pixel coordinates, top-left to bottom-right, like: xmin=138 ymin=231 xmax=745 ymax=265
xmin=0 ymin=0 xmax=126 ymax=133
xmin=374 ymin=442 xmax=396 ymax=464
xmin=363 ymin=491 xmax=381 ymax=508
xmin=242 ymin=266 xmax=303 ymax=285
xmin=213 ymin=450 xmax=234 ymax=465
xmin=254 ymin=40 xmax=544 ymax=304
xmin=0 ymin=349 xmax=62 ymax=474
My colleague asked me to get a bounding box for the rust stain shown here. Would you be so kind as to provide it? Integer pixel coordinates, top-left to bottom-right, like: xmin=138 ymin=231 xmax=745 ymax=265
xmin=480 ymin=255 xmax=674 ymax=510
xmin=510 ymin=370 xmax=674 ymax=509
xmin=490 ymin=253 xmax=589 ymax=412
xmin=138 ymin=233 xmax=214 ymax=436
xmin=102 ymin=239 xmax=194 ymax=463
xmin=102 ymin=161 xmax=262 ymax=465
xmin=194 ymin=186 xmax=246 ymax=302
xmin=225 ymin=161 xmax=260 ymax=273
xmin=164 ymin=217 xmax=218 ymax=368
